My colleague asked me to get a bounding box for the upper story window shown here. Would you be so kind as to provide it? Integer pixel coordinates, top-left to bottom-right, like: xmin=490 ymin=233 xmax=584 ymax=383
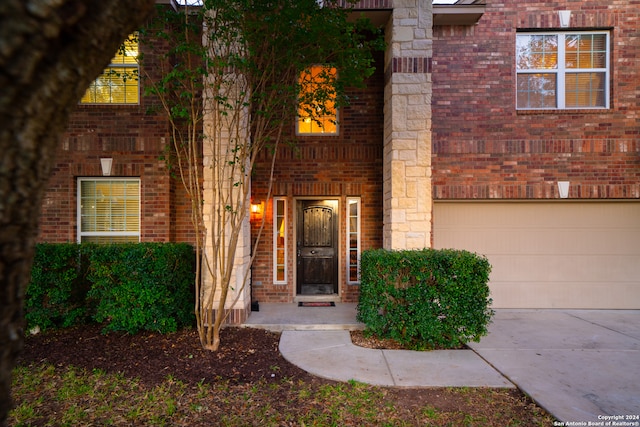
xmin=78 ymin=178 xmax=140 ymax=243
xmin=297 ymin=65 xmax=338 ymax=135
xmin=81 ymin=36 xmax=139 ymax=104
xmin=516 ymin=31 xmax=609 ymax=110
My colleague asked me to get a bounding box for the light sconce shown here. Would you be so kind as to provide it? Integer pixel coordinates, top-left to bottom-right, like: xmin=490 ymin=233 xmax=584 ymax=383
xmin=100 ymin=158 xmax=113 ymax=176
xmin=250 ymin=200 xmax=264 ymax=217
xmin=558 ymin=10 xmax=571 ymax=28
xmin=557 ymin=181 xmax=570 ymax=199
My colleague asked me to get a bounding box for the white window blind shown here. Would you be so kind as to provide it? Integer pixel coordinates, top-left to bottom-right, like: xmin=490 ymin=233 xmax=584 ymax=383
xmin=78 ymin=178 xmax=140 ymax=243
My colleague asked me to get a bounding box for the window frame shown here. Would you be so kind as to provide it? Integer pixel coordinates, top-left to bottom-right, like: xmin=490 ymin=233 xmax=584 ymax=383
xmin=80 ymin=35 xmax=140 ymax=105
xmin=515 ymin=30 xmax=610 ymax=110
xmin=77 ymin=177 xmax=141 ymax=243
xmin=273 ymin=197 xmax=288 ymax=284
xmin=346 ymin=197 xmax=361 ymax=285
xmin=296 ymin=65 xmax=339 ymax=136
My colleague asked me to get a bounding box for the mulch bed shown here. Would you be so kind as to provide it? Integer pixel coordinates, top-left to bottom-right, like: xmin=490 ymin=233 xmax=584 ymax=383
xmin=19 ymin=325 xmax=315 ymax=387
xmin=15 ymin=324 xmax=553 ymax=426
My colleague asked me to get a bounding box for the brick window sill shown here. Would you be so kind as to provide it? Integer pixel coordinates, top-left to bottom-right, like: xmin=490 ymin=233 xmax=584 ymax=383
xmin=517 ymin=108 xmax=610 ymax=116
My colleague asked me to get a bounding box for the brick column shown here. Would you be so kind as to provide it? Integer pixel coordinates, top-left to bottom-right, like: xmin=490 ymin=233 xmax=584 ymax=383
xmin=383 ymin=0 xmax=433 ymax=249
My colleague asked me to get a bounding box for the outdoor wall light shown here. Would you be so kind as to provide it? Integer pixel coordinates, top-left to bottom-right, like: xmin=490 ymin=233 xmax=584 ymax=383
xmin=558 ymin=10 xmax=571 ymax=28
xmin=250 ymin=200 xmax=264 ymax=217
xmin=558 ymin=181 xmax=570 ymax=199
xmin=100 ymin=158 xmax=113 ymax=176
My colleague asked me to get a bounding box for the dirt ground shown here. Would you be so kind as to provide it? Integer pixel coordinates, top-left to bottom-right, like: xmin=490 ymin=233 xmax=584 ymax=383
xmin=17 ymin=325 xmax=553 ymax=425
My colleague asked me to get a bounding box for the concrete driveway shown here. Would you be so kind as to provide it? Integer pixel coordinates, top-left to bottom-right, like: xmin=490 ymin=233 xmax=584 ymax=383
xmin=468 ymin=310 xmax=640 ymax=423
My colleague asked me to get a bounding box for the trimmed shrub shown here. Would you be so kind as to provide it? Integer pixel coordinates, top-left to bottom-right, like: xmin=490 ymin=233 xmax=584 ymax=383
xmin=26 ymin=243 xmax=92 ymax=331
xmin=87 ymin=243 xmax=195 ymax=334
xmin=357 ymin=248 xmax=493 ymax=350
xmin=26 ymin=243 xmax=195 ymax=334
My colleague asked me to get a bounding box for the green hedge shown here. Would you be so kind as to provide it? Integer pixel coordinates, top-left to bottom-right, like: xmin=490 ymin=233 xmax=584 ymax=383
xmin=356 ymin=248 xmax=493 ymax=350
xmin=26 ymin=243 xmax=92 ymax=331
xmin=26 ymin=243 xmax=195 ymax=334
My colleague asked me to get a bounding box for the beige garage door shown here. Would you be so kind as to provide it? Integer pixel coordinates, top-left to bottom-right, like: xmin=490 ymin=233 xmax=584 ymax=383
xmin=433 ymin=202 xmax=640 ymax=309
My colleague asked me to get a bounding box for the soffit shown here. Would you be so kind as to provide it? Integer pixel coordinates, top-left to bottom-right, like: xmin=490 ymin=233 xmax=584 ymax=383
xmin=433 ymin=0 xmax=485 ymax=26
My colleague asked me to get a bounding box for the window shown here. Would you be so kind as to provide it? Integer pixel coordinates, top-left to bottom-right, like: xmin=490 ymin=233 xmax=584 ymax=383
xmin=516 ymin=31 xmax=609 ymax=110
xmin=297 ymin=65 xmax=338 ymax=135
xmin=78 ymin=178 xmax=140 ymax=243
xmin=81 ymin=36 xmax=139 ymax=104
xmin=346 ymin=197 xmax=361 ymax=284
xmin=273 ymin=198 xmax=287 ymax=284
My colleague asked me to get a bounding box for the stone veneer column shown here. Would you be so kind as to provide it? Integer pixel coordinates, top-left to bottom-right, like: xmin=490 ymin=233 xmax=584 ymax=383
xmin=201 ymin=76 xmax=252 ymax=324
xmin=383 ymin=0 xmax=433 ymax=250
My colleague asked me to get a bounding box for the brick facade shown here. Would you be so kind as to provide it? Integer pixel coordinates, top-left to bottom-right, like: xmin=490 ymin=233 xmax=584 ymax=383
xmin=38 ymin=0 xmax=640 ymax=314
xmin=432 ymin=0 xmax=640 ymax=200
xmin=38 ymin=31 xmax=196 ymax=245
xmin=250 ymin=51 xmax=385 ymax=303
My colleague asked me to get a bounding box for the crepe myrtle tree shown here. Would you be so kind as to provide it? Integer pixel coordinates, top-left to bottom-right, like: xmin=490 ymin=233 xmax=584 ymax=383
xmin=0 ymin=1 xmax=157 ymax=423
xmin=143 ymin=0 xmax=383 ymax=351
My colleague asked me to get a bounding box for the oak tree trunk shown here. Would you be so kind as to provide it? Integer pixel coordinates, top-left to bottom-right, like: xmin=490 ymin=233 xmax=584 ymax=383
xmin=0 ymin=1 xmax=156 ymax=424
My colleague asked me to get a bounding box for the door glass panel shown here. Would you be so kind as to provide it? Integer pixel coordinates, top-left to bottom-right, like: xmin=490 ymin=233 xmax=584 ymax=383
xmin=274 ymin=198 xmax=286 ymax=283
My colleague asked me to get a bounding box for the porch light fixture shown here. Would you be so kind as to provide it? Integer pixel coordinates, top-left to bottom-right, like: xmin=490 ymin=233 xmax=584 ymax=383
xmin=100 ymin=158 xmax=113 ymax=176
xmin=250 ymin=200 xmax=264 ymax=217
xmin=558 ymin=181 xmax=570 ymax=199
xmin=558 ymin=10 xmax=571 ymax=28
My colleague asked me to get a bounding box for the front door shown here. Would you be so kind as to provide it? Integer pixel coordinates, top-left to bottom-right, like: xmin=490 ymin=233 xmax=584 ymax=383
xmin=296 ymin=200 xmax=338 ymax=295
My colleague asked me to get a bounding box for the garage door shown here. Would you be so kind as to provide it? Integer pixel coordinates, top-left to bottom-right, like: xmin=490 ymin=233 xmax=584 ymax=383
xmin=433 ymin=202 xmax=640 ymax=309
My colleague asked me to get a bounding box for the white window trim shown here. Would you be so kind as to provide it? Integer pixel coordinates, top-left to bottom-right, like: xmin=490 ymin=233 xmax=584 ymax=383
xmin=346 ymin=197 xmax=361 ymax=285
xmin=77 ymin=177 xmax=141 ymax=243
xmin=295 ymin=110 xmax=340 ymax=136
xmin=273 ymin=197 xmax=288 ymax=284
xmin=82 ymin=64 xmax=140 ymax=106
xmin=81 ymin=36 xmax=140 ymax=105
xmin=516 ymin=30 xmax=610 ymax=110
xmin=296 ymin=65 xmax=339 ymax=136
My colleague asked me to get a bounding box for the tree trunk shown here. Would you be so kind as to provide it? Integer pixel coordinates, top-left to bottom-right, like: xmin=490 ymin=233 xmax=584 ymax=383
xmin=0 ymin=1 xmax=156 ymax=424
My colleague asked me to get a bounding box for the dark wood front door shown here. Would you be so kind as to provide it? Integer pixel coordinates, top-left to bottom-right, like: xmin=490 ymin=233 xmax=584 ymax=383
xmin=296 ymin=200 xmax=338 ymax=295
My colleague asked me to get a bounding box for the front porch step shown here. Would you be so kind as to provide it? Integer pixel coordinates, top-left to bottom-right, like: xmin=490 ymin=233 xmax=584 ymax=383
xmin=241 ymin=302 xmax=364 ymax=332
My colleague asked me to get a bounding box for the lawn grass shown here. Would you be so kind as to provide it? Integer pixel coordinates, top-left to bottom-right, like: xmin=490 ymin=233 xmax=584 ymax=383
xmin=10 ymin=364 xmax=554 ymax=426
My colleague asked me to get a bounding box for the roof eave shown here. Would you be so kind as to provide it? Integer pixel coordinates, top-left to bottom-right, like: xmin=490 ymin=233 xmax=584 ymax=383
xmin=433 ymin=4 xmax=485 ymax=26
xmin=155 ymin=0 xmax=179 ymax=11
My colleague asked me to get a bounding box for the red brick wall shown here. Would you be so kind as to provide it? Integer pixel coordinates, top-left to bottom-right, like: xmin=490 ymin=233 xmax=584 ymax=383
xmin=250 ymin=52 xmax=385 ymax=303
xmin=432 ymin=0 xmax=640 ymax=199
xmin=38 ymin=30 xmax=196 ymax=244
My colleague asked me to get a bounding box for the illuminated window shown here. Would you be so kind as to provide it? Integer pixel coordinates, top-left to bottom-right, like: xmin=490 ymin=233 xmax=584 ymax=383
xmin=297 ymin=65 xmax=338 ymax=135
xmin=81 ymin=36 xmax=139 ymax=104
xmin=273 ymin=198 xmax=287 ymax=283
xmin=516 ymin=31 xmax=609 ymax=109
xmin=346 ymin=197 xmax=361 ymax=284
xmin=78 ymin=178 xmax=140 ymax=243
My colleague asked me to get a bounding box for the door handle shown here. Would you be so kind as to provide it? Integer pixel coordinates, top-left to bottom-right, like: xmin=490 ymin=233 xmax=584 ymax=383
xmin=311 ymin=250 xmax=317 ymax=254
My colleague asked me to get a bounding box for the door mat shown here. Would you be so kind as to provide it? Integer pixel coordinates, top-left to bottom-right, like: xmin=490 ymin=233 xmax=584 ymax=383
xmin=298 ymin=301 xmax=335 ymax=307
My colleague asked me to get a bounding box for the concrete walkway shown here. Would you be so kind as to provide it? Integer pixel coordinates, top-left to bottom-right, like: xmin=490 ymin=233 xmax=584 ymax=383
xmin=279 ymin=329 xmax=513 ymax=388
xmin=469 ymin=309 xmax=640 ymax=424
xmin=244 ymin=304 xmax=640 ymax=423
